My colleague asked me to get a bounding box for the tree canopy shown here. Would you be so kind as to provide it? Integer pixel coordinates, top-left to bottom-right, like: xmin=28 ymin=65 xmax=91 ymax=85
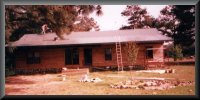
xmin=5 ymin=5 xmax=102 ymax=43
xmin=120 ymin=5 xmax=158 ymax=30
xmin=120 ymin=5 xmax=195 ymax=49
xmin=172 ymin=5 xmax=195 ymax=47
xmin=158 ymin=5 xmax=195 ymax=47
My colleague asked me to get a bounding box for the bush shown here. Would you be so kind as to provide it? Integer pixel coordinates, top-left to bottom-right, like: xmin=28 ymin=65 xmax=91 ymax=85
xmin=124 ymin=42 xmax=139 ymax=66
xmin=5 ymin=68 xmax=16 ymax=77
xmin=171 ymin=45 xmax=183 ymax=61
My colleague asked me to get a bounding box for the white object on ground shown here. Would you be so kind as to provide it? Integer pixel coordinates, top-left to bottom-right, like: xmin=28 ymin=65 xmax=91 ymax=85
xmin=136 ymin=70 xmax=166 ymax=74
xmin=79 ymin=75 xmax=103 ymax=83
xmin=62 ymin=77 xmax=66 ymax=81
xmin=90 ymin=77 xmax=103 ymax=83
xmin=61 ymin=75 xmax=66 ymax=81
xmin=79 ymin=74 xmax=90 ymax=82
xmin=62 ymin=67 xmax=67 ymax=71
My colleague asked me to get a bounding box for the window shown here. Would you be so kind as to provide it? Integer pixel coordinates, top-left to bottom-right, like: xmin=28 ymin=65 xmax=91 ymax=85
xmin=65 ymin=48 xmax=79 ymax=65
xmin=146 ymin=46 xmax=153 ymax=59
xmin=27 ymin=52 xmax=40 ymax=64
xmin=105 ymin=48 xmax=112 ymax=61
xmin=72 ymin=48 xmax=79 ymax=64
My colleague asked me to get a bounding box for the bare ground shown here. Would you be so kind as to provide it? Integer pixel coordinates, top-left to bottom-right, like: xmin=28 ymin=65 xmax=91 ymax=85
xmin=5 ymin=65 xmax=195 ymax=95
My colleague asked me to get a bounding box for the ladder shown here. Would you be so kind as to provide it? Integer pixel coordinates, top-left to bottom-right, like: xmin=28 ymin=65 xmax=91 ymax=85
xmin=116 ymin=36 xmax=123 ymax=71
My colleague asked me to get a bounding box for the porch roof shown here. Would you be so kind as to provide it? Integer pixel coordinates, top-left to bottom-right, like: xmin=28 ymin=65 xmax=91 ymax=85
xmin=9 ymin=28 xmax=172 ymax=47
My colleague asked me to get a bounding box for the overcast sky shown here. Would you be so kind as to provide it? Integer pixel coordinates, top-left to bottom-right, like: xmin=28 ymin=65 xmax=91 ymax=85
xmin=90 ymin=5 xmax=167 ymax=31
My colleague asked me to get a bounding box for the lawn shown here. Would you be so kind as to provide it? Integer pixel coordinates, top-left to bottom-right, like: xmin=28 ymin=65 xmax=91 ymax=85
xmin=5 ymin=65 xmax=195 ymax=95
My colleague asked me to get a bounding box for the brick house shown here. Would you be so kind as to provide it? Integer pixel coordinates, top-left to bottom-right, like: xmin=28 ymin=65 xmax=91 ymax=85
xmin=8 ymin=28 xmax=172 ymax=74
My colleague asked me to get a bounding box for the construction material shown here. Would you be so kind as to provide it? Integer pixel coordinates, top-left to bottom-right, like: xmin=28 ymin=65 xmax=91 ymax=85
xmin=136 ymin=69 xmax=175 ymax=74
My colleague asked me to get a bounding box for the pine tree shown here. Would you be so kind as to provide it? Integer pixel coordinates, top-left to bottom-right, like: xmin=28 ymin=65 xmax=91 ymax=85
xmin=120 ymin=5 xmax=157 ymax=30
xmin=158 ymin=5 xmax=195 ymax=56
xmin=172 ymin=5 xmax=195 ymax=47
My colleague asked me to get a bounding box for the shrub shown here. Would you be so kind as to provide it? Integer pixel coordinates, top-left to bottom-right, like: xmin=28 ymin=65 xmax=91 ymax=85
xmin=124 ymin=42 xmax=139 ymax=68
xmin=171 ymin=45 xmax=183 ymax=61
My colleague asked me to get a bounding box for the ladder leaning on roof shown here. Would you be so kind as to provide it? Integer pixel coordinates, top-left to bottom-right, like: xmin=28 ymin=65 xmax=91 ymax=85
xmin=115 ymin=36 xmax=124 ymax=71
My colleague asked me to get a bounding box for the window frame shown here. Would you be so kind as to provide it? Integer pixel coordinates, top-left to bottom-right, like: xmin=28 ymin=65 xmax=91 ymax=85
xmin=27 ymin=52 xmax=41 ymax=64
xmin=104 ymin=48 xmax=112 ymax=61
xmin=65 ymin=48 xmax=79 ymax=65
xmin=146 ymin=46 xmax=153 ymax=59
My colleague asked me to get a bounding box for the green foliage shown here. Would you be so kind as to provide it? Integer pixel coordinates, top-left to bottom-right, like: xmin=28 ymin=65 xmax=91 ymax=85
xmin=158 ymin=5 xmax=195 ymax=48
xmin=5 ymin=47 xmax=16 ymax=77
xmin=171 ymin=45 xmax=183 ymax=61
xmin=158 ymin=5 xmax=195 ymax=57
xmin=73 ymin=17 xmax=100 ymax=32
xmin=172 ymin=5 xmax=195 ymax=47
xmin=157 ymin=6 xmax=177 ymax=37
xmin=5 ymin=68 xmax=16 ymax=77
xmin=121 ymin=5 xmax=194 ymax=49
xmin=124 ymin=42 xmax=139 ymax=66
xmin=5 ymin=5 xmax=102 ymax=42
xmin=120 ymin=5 xmax=158 ymax=30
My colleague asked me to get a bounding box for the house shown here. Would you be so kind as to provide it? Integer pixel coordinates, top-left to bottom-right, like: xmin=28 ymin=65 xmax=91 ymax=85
xmin=7 ymin=28 xmax=172 ymax=74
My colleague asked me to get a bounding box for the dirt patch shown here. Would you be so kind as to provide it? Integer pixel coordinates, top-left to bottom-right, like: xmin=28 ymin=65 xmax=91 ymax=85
xmin=6 ymin=76 xmax=35 ymax=84
xmin=6 ymin=87 xmax=24 ymax=94
xmin=5 ymin=66 xmax=195 ymax=95
xmin=106 ymin=75 xmax=126 ymax=78
xmin=5 ymin=74 xmax=64 ymax=95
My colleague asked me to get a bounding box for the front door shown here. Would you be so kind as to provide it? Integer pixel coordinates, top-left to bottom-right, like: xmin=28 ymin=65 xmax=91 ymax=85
xmin=84 ymin=48 xmax=92 ymax=65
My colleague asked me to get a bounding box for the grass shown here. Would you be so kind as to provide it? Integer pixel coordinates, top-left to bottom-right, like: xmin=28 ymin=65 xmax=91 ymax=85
xmin=5 ymin=65 xmax=195 ymax=95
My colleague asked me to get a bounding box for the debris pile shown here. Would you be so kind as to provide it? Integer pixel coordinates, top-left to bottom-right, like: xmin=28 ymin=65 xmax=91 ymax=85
xmin=79 ymin=74 xmax=103 ymax=83
xmin=136 ymin=69 xmax=176 ymax=74
xmin=110 ymin=79 xmax=194 ymax=90
xmin=165 ymin=69 xmax=176 ymax=73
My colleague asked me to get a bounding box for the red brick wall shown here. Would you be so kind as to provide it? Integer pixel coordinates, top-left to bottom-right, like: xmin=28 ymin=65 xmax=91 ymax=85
xmin=15 ymin=47 xmax=65 ymax=70
xmin=15 ymin=42 xmax=164 ymax=69
xmin=92 ymin=43 xmax=164 ymax=67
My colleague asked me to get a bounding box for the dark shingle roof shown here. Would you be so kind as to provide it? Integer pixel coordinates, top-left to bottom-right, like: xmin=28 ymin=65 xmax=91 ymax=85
xmin=10 ymin=28 xmax=172 ymax=47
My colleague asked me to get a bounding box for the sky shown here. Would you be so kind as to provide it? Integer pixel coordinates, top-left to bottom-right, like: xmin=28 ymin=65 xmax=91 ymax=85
xmin=90 ymin=5 xmax=167 ymax=31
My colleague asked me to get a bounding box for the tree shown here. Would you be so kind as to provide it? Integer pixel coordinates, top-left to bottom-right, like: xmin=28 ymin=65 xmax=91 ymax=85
xmin=158 ymin=5 xmax=195 ymax=47
xmin=172 ymin=5 xmax=195 ymax=47
xmin=5 ymin=5 xmax=102 ymax=42
xmin=120 ymin=5 xmax=157 ymax=30
xmin=73 ymin=16 xmax=100 ymax=32
xmin=124 ymin=42 xmax=139 ymax=79
xmin=157 ymin=6 xmax=178 ymax=37
xmin=158 ymin=5 xmax=195 ymax=56
xmin=124 ymin=42 xmax=139 ymax=68
xmin=121 ymin=5 xmax=195 ymax=49
xmin=170 ymin=45 xmax=183 ymax=61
